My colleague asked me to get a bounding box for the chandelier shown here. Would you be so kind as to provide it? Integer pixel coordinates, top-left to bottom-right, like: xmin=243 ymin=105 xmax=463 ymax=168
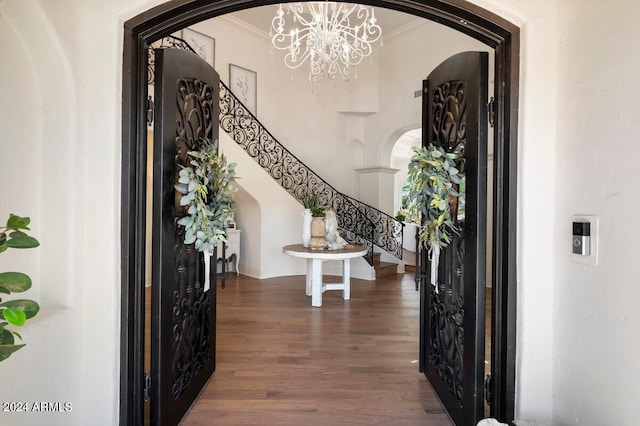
xmin=270 ymin=2 xmax=383 ymax=84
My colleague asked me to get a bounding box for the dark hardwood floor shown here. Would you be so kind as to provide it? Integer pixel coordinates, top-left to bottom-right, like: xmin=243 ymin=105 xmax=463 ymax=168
xmin=180 ymin=272 xmax=452 ymax=425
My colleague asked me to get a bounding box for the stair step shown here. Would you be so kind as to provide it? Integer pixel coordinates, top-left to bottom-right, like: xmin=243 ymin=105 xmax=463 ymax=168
xmin=375 ymin=261 xmax=398 ymax=278
xmin=372 ymin=252 xmax=381 ymax=264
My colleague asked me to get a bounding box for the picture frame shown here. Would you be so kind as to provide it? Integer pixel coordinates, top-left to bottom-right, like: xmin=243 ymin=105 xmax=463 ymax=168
xmin=229 ymin=64 xmax=257 ymax=115
xmin=225 ymin=213 xmax=236 ymax=229
xmin=181 ymin=27 xmax=215 ymax=67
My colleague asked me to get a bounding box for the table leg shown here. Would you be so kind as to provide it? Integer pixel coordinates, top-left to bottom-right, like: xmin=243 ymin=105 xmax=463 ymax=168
xmin=343 ymin=258 xmax=350 ymax=300
xmin=306 ymin=259 xmax=312 ymax=296
xmin=311 ymin=258 xmax=323 ymax=307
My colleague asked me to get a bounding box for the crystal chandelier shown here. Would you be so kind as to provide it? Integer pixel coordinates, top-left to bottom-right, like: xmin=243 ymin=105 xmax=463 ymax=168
xmin=270 ymin=2 xmax=382 ymax=84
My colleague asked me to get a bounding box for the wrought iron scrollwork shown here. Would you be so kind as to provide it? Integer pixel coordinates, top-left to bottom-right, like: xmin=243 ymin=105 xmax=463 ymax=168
xmin=428 ymin=229 xmax=465 ymax=404
xmin=171 ymin=76 xmax=216 ymax=399
xmin=432 ymin=80 xmax=467 ymax=169
xmin=345 ymin=195 xmax=404 ymax=259
xmin=427 ymin=79 xmax=467 ymax=404
xmin=148 ymin=36 xmax=195 ymax=85
xmin=171 ymin=244 xmax=210 ymax=400
xmin=149 ymin=36 xmax=404 ymax=264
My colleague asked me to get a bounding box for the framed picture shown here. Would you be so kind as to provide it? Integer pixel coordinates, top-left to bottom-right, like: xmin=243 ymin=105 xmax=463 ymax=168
xmin=229 ymin=64 xmax=257 ymax=115
xmin=181 ymin=28 xmax=215 ymax=67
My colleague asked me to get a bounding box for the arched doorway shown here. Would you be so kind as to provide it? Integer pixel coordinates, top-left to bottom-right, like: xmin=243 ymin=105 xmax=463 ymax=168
xmin=121 ymin=1 xmax=519 ymax=424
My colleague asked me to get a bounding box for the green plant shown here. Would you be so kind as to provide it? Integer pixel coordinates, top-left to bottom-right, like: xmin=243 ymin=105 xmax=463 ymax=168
xmin=399 ymin=173 xmax=422 ymax=224
xmin=175 ymin=138 xmax=237 ymax=253
xmin=405 ymin=144 xmax=464 ymax=249
xmin=303 ymin=193 xmax=325 ymax=217
xmin=0 ymin=214 xmax=40 ymax=362
xmin=303 ymin=194 xmax=318 ymax=210
xmin=310 ymin=207 xmax=325 ymax=218
xmin=394 ymin=211 xmax=406 ymax=222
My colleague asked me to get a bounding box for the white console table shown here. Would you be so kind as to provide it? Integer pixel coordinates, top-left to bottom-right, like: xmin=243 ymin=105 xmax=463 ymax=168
xmin=283 ymin=244 xmax=368 ymax=307
xmin=218 ymin=229 xmax=241 ymax=275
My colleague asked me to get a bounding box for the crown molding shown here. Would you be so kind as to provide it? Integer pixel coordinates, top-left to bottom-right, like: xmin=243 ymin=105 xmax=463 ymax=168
xmin=383 ymin=18 xmax=428 ymax=43
xmin=219 ymin=14 xmax=271 ymax=44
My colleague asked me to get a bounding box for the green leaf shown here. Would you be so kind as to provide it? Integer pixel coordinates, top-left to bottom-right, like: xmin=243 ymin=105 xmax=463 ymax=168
xmin=7 ymin=214 xmax=31 ymax=230
xmin=0 ymin=272 xmax=32 ymax=293
xmin=0 ymin=329 xmax=14 ymax=345
xmin=6 ymin=235 xmax=40 ymax=249
xmin=174 ymin=183 xmax=188 ymax=194
xmin=9 ymin=230 xmax=27 ymax=238
xmin=3 ymin=308 xmax=26 ymax=327
xmin=0 ymin=344 xmax=25 ymax=362
xmin=0 ymin=300 xmax=39 ymax=319
xmin=0 ymin=244 xmax=6 ymax=254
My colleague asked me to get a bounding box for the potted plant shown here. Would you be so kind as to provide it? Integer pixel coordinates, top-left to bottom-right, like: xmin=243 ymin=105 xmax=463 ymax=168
xmin=0 ymin=214 xmax=40 ymax=362
xmin=405 ymin=144 xmax=464 ymax=290
xmin=309 ymin=208 xmax=326 ymax=250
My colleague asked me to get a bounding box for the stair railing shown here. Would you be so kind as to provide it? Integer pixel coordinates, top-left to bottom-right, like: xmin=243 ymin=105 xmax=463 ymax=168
xmin=148 ymin=36 xmax=403 ymax=264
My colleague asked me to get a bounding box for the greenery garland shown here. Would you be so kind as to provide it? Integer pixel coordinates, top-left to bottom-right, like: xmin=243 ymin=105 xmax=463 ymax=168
xmin=174 ymin=138 xmax=237 ymax=254
xmin=406 ymin=143 xmax=464 ymax=249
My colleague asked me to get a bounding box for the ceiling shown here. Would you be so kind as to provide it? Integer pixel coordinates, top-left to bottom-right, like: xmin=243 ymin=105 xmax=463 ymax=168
xmin=226 ymin=3 xmax=426 ymax=40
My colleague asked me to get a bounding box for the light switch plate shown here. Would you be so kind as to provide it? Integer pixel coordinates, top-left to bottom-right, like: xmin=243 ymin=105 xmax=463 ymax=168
xmin=571 ymin=215 xmax=598 ymax=265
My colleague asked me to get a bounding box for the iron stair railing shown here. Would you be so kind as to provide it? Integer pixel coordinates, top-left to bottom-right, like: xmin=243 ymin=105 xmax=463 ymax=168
xmin=148 ymin=37 xmax=404 ymax=264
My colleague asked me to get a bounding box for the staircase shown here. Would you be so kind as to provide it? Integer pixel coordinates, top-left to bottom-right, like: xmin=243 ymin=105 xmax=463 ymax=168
xmin=371 ymin=253 xmax=400 ymax=278
xmin=148 ymin=36 xmax=404 ymax=267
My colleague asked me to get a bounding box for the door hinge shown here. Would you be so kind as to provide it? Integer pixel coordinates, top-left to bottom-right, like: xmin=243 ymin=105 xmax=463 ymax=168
xmin=484 ymin=374 xmax=493 ymax=406
xmin=487 ymin=97 xmax=495 ymax=128
xmin=146 ymin=96 xmax=154 ymax=126
xmin=144 ymin=372 xmax=151 ymax=402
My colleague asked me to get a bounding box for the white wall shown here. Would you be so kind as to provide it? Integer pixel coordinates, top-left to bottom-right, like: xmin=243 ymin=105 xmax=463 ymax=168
xmin=370 ymin=22 xmax=491 ymax=167
xmin=553 ymin=2 xmax=640 ymax=425
xmin=0 ymin=2 xmax=84 ymax=425
xmin=0 ymin=0 xmax=119 ymax=424
xmin=466 ymin=0 xmax=558 ymax=422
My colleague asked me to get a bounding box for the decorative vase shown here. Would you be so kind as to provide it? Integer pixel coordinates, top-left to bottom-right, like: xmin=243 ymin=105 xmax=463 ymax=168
xmin=309 ymin=217 xmax=326 ymax=250
xmin=302 ymin=209 xmax=312 ymax=248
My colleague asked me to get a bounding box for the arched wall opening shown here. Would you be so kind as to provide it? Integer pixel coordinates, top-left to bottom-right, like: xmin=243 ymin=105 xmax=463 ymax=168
xmin=121 ymin=1 xmax=519 ymax=423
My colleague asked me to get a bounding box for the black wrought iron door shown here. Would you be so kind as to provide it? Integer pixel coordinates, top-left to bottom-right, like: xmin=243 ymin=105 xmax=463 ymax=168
xmin=419 ymin=51 xmax=488 ymax=426
xmin=151 ymin=48 xmax=220 ymax=426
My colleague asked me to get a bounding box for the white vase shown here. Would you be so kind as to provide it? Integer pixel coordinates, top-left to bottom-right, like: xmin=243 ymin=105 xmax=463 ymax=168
xmin=301 ymin=209 xmax=312 ymax=248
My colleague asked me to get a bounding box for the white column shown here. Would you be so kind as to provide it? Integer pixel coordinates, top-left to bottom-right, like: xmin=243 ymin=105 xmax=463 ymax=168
xmin=354 ymin=167 xmax=399 ymax=216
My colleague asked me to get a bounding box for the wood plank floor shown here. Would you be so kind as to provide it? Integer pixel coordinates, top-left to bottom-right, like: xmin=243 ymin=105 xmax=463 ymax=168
xmin=180 ymin=272 xmax=452 ymax=425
